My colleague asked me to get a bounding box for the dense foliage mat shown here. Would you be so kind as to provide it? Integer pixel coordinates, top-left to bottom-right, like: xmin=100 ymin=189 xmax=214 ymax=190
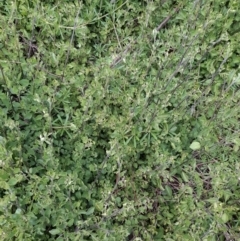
xmin=0 ymin=0 xmax=240 ymax=240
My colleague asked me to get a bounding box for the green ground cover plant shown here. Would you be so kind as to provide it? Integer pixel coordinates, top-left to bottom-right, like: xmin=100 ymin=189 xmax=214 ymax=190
xmin=0 ymin=0 xmax=240 ymax=240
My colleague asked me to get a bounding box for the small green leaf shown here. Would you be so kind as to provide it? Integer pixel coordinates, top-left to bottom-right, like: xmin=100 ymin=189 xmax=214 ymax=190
xmin=20 ymin=79 xmax=29 ymax=87
xmin=181 ymin=172 xmax=189 ymax=182
xmin=0 ymin=170 xmax=9 ymax=181
xmin=79 ymin=207 xmax=95 ymax=215
xmin=0 ymin=136 xmax=5 ymax=144
xmin=15 ymin=208 xmax=22 ymax=214
xmin=49 ymin=229 xmax=61 ymax=235
xmin=221 ymin=213 xmax=229 ymax=223
xmin=86 ymin=207 xmax=95 ymax=215
xmin=94 ymin=201 xmax=103 ymax=212
xmin=165 ymin=185 xmax=172 ymax=197
xmin=8 ymin=177 xmax=19 ymax=186
xmin=190 ymin=141 xmax=201 ymax=150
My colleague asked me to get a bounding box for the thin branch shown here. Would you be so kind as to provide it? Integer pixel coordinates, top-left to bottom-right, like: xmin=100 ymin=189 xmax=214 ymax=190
xmin=105 ymin=160 xmax=122 ymax=203
xmin=0 ymin=64 xmax=15 ymax=112
xmin=110 ymin=42 xmax=134 ymax=68
xmin=61 ymin=3 xmax=82 ymax=80
xmin=156 ymin=6 xmax=180 ymax=31
xmin=110 ymin=5 xmax=182 ymax=68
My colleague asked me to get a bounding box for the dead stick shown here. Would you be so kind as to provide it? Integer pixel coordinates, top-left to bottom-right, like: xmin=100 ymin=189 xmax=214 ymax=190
xmin=110 ymin=6 xmax=181 ymax=68
xmin=156 ymin=6 xmax=180 ymax=31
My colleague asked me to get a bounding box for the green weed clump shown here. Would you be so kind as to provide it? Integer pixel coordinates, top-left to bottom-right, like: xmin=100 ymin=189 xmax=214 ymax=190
xmin=0 ymin=0 xmax=240 ymax=240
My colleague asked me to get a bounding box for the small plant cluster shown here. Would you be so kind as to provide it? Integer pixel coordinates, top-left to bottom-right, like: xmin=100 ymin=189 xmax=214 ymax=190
xmin=0 ymin=0 xmax=240 ymax=240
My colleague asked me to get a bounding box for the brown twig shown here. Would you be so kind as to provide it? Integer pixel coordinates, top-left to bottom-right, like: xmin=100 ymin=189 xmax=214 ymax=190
xmin=110 ymin=5 xmax=181 ymax=68
xmin=110 ymin=42 xmax=134 ymax=68
xmin=156 ymin=6 xmax=180 ymax=31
